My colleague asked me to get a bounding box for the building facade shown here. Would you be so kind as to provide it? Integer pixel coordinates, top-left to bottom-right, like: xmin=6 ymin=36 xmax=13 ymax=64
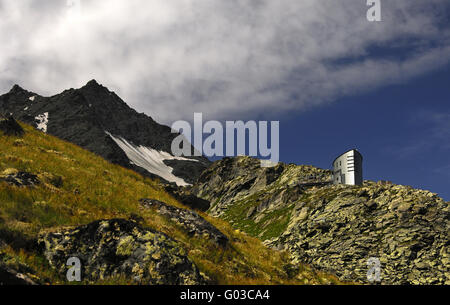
xmin=333 ymin=149 xmax=363 ymax=186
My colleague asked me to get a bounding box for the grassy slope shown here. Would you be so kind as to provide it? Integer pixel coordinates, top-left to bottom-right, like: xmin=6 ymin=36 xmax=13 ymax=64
xmin=219 ymin=186 xmax=296 ymax=241
xmin=0 ymin=123 xmax=341 ymax=285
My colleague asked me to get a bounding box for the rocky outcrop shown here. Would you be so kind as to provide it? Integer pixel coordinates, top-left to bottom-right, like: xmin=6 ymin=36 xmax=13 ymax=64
xmin=192 ymin=156 xmax=331 ymax=217
xmin=266 ymin=182 xmax=450 ymax=285
xmin=38 ymin=219 xmax=206 ymax=285
xmin=192 ymin=156 xmax=450 ymax=285
xmin=0 ymin=116 xmax=24 ymax=137
xmin=140 ymin=199 xmax=228 ymax=247
xmin=164 ymin=184 xmax=210 ymax=212
xmin=0 ymin=169 xmax=40 ymax=187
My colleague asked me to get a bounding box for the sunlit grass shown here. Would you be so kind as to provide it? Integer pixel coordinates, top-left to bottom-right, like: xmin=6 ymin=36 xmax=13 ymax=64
xmin=0 ymin=122 xmax=342 ymax=285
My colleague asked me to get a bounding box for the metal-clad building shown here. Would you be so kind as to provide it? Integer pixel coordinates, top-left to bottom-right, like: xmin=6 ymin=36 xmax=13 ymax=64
xmin=333 ymin=149 xmax=363 ymax=186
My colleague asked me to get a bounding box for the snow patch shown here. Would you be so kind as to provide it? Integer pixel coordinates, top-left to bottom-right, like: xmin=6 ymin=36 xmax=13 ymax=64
xmin=35 ymin=112 xmax=49 ymax=133
xmin=29 ymin=96 xmax=36 ymax=101
xmin=24 ymin=107 xmax=29 ymax=111
xmin=106 ymin=131 xmax=196 ymax=186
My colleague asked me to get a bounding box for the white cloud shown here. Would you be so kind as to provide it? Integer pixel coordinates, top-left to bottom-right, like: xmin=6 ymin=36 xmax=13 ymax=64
xmin=0 ymin=0 xmax=449 ymax=123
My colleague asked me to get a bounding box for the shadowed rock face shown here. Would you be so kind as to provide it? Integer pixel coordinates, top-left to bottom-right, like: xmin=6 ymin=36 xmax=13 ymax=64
xmin=0 ymin=264 xmax=38 ymax=285
xmin=192 ymin=156 xmax=450 ymax=285
xmin=0 ymin=81 xmax=210 ymax=184
xmin=140 ymin=199 xmax=228 ymax=247
xmin=0 ymin=169 xmax=40 ymax=187
xmin=164 ymin=184 xmax=211 ymax=212
xmin=0 ymin=117 xmax=24 ymax=137
xmin=0 ymin=239 xmax=39 ymax=285
xmin=38 ymin=219 xmax=206 ymax=285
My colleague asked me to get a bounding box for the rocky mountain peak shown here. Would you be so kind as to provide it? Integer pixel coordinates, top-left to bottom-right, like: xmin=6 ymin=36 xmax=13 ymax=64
xmin=6 ymin=84 xmax=35 ymax=99
xmin=9 ymin=84 xmax=27 ymax=94
xmin=81 ymin=79 xmax=109 ymax=92
xmin=77 ymin=80 xmax=117 ymax=104
xmin=0 ymin=81 xmax=210 ymax=185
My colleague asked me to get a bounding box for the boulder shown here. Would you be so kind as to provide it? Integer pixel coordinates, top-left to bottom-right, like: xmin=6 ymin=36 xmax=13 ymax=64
xmin=0 ymin=169 xmax=40 ymax=187
xmin=38 ymin=219 xmax=206 ymax=285
xmin=140 ymin=199 xmax=228 ymax=247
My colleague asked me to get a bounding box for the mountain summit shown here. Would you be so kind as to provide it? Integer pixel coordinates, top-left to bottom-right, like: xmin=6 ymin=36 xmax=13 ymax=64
xmin=0 ymin=80 xmax=210 ymax=185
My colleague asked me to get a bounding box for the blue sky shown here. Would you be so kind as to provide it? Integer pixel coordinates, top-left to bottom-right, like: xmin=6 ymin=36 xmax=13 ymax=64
xmin=279 ymin=64 xmax=450 ymax=200
xmin=206 ymin=62 xmax=450 ymax=200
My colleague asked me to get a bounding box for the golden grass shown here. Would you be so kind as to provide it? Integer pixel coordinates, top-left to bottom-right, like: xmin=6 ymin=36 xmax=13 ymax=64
xmin=0 ymin=123 xmax=342 ymax=285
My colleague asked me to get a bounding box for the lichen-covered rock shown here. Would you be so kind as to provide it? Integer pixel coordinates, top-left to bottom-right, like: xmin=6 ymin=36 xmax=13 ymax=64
xmin=0 ymin=169 xmax=40 ymax=187
xmin=140 ymin=199 xmax=228 ymax=247
xmin=193 ymin=156 xmax=450 ymax=285
xmin=192 ymin=156 xmax=332 ymax=217
xmin=38 ymin=219 xmax=206 ymax=285
xmin=263 ymin=182 xmax=450 ymax=285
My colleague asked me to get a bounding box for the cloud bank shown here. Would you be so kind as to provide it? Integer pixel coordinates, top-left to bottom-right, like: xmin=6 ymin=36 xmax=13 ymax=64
xmin=1 ymin=0 xmax=449 ymax=123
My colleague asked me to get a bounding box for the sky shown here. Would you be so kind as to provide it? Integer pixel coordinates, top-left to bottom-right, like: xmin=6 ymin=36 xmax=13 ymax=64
xmin=0 ymin=1 xmax=449 ymax=199
xmin=279 ymin=65 xmax=450 ymax=200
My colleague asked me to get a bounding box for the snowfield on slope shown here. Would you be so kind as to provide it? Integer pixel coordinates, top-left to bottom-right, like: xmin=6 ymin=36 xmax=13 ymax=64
xmin=35 ymin=112 xmax=49 ymax=133
xmin=106 ymin=131 xmax=197 ymax=186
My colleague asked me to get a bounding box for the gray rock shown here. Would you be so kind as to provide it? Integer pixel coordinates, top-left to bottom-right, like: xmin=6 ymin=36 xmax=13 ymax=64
xmin=140 ymin=199 xmax=228 ymax=247
xmin=192 ymin=156 xmax=450 ymax=285
xmin=0 ymin=169 xmax=40 ymax=187
xmin=38 ymin=219 xmax=206 ymax=285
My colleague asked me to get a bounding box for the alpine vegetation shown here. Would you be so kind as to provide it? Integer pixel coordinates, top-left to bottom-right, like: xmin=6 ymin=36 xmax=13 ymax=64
xmin=0 ymin=122 xmax=339 ymax=285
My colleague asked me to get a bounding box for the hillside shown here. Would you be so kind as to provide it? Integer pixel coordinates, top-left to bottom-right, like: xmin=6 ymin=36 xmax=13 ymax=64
xmin=0 ymin=81 xmax=210 ymax=186
xmin=0 ymin=119 xmax=340 ymax=285
xmin=191 ymin=157 xmax=450 ymax=285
